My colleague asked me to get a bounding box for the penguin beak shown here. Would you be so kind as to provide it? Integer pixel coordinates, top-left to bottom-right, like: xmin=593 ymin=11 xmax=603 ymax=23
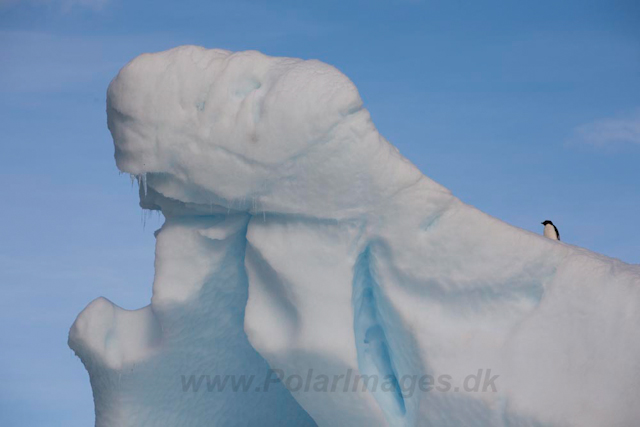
xmin=541 ymin=222 xmax=544 ymax=225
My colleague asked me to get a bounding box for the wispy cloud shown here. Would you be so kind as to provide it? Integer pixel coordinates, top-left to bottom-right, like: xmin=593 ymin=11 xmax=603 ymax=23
xmin=572 ymin=110 xmax=640 ymax=146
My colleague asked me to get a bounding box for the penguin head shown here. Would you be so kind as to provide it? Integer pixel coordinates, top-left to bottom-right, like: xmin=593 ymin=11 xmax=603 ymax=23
xmin=541 ymin=220 xmax=554 ymax=226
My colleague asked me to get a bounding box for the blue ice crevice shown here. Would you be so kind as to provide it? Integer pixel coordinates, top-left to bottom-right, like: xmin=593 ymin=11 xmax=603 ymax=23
xmin=352 ymin=245 xmax=407 ymax=423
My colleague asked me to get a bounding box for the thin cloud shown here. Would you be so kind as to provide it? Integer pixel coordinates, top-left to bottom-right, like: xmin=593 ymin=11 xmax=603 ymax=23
xmin=573 ymin=110 xmax=640 ymax=146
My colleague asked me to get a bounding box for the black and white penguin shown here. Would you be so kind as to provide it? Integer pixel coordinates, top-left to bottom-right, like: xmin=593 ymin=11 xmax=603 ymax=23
xmin=541 ymin=220 xmax=560 ymax=241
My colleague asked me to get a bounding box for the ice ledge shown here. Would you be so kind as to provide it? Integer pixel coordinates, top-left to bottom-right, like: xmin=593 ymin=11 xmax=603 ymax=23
xmin=69 ymin=297 xmax=161 ymax=371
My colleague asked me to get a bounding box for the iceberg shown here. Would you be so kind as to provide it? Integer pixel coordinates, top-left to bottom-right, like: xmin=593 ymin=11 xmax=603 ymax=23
xmin=69 ymin=46 xmax=640 ymax=427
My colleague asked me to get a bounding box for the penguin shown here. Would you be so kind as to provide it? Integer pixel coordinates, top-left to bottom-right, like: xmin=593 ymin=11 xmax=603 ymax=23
xmin=541 ymin=220 xmax=560 ymax=241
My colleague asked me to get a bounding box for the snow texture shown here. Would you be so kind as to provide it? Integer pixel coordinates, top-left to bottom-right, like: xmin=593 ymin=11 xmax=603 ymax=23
xmin=70 ymin=46 xmax=640 ymax=427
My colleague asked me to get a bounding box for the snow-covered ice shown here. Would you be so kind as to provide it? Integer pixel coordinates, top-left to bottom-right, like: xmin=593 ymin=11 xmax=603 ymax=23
xmin=69 ymin=46 xmax=640 ymax=427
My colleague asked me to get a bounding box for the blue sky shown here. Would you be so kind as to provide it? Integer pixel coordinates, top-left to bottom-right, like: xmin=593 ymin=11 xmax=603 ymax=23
xmin=0 ymin=0 xmax=638 ymax=425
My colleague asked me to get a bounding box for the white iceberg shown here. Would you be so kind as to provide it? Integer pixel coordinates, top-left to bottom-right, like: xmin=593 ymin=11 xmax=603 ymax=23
xmin=70 ymin=46 xmax=640 ymax=427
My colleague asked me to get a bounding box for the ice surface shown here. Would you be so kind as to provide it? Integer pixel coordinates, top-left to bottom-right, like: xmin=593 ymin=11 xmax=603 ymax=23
xmin=70 ymin=46 xmax=640 ymax=426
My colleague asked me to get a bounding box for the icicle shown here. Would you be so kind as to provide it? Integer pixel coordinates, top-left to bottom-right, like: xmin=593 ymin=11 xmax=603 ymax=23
xmin=139 ymin=173 xmax=148 ymax=196
xmin=130 ymin=174 xmax=135 ymax=188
